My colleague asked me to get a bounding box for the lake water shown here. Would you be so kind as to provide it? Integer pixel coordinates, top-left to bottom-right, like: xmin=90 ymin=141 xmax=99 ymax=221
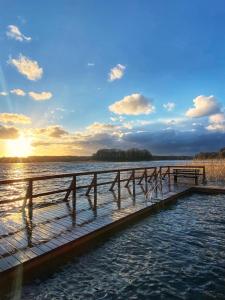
xmin=0 ymin=160 xmax=187 ymax=181
xmin=5 ymin=192 xmax=225 ymax=300
xmin=0 ymin=161 xmax=188 ymax=214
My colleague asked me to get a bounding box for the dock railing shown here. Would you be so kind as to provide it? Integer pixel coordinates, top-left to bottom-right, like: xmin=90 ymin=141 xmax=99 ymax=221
xmin=0 ymin=165 xmax=206 ymax=216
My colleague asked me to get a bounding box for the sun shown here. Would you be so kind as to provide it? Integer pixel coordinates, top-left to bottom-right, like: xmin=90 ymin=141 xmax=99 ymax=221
xmin=6 ymin=136 xmax=32 ymax=157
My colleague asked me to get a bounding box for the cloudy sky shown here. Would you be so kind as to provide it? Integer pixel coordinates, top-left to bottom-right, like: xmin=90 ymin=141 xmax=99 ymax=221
xmin=1 ymin=0 xmax=225 ymax=157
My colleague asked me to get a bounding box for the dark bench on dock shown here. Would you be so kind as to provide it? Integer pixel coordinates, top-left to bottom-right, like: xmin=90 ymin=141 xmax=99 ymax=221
xmin=172 ymin=168 xmax=200 ymax=185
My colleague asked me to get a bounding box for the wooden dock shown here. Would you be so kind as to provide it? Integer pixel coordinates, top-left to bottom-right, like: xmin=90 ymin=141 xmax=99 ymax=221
xmin=0 ymin=165 xmax=223 ymax=284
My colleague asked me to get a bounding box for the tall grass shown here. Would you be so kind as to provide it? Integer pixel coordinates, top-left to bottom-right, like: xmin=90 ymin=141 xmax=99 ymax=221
xmin=189 ymin=159 xmax=225 ymax=183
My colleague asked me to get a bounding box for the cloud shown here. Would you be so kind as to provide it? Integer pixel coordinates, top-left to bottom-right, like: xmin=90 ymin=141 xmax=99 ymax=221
xmin=108 ymin=64 xmax=126 ymax=81
xmin=29 ymin=116 xmax=225 ymax=156
xmin=186 ymin=95 xmax=221 ymax=118
xmin=87 ymin=62 xmax=95 ymax=67
xmin=6 ymin=25 xmax=31 ymax=42
xmin=10 ymin=89 xmax=26 ymax=96
xmin=86 ymin=122 xmax=119 ymax=134
xmin=163 ymin=102 xmax=175 ymax=111
xmin=206 ymin=113 xmax=225 ymax=132
xmin=122 ymin=129 xmax=225 ymax=155
xmin=28 ymin=91 xmax=52 ymax=101
xmin=8 ymin=54 xmax=43 ymax=81
xmin=110 ymin=116 xmax=125 ymax=122
xmin=0 ymin=125 xmax=19 ymax=139
xmin=109 ymin=93 xmax=155 ymax=115
xmin=74 ymin=125 xmax=225 ymax=155
xmin=0 ymin=92 xmax=8 ymax=96
xmin=0 ymin=113 xmax=31 ymax=124
xmin=33 ymin=125 xmax=69 ymax=138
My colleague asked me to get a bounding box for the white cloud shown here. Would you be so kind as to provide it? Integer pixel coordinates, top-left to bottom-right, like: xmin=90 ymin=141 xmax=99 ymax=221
xmin=163 ymin=102 xmax=175 ymax=111
xmin=186 ymin=95 xmax=221 ymax=118
xmin=33 ymin=125 xmax=69 ymax=138
xmin=159 ymin=117 xmax=186 ymax=125
xmin=28 ymin=91 xmax=52 ymax=101
xmin=8 ymin=54 xmax=43 ymax=81
xmin=10 ymin=89 xmax=26 ymax=96
xmin=0 ymin=92 xmax=8 ymax=96
xmin=206 ymin=113 xmax=225 ymax=132
xmin=6 ymin=25 xmax=31 ymax=42
xmin=123 ymin=121 xmax=134 ymax=129
xmin=209 ymin=113 xmax=225 ymax=124
xmin=108 ymin=64 xmax=126 ymax=81
xmin=0 ymin=113 xmax=31 ymax=124
xmin=86 ymin=122 xmax=119 ymax=134
xmin=87 ymin=62 xmax=95 ymax=67
xmin=110 ymin=116 xmax=125 ymax=122
xmin=109 ymin=93 xmax=155 ymax=115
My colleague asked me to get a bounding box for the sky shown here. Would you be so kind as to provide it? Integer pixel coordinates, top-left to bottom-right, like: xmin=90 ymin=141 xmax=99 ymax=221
xmin=1 ymin=0 xmax=225 ymax=157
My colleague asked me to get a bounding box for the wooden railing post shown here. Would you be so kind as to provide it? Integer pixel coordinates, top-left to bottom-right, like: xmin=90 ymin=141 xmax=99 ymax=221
xmin=202 ymin=166 xmax=206 ymax=184
xmin=195 ymin=169 xmax=198 ymax=185
xmin=118 ymin=171 xmax=121 ymax=208
xmin=72 ymin=175 xmax=76 ymax=214
xmin=159 ymin=166 xmax=163 ymax=193
xmin=168 ymin=166 xmax=171 ymax=191
xmin=174 ymin=169 xmax=178 ymax=184
xmin=93 ymin=173 xmax=97 ymax=211
xmin=155 ymin=168 xmax=158 ymax=194
xmin=27 ymin=179 xmax=33 ymax=209
xmin=132 ymin=170 xmax=135 ymax=196
xmin=144 ymin=168 xmax=148 ymax=193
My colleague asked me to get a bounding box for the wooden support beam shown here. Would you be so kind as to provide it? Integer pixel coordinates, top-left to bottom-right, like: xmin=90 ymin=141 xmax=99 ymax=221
xmin=64 ymin=176 xmax=76 ymax=202
xmin=137 ymin=169 xmax=146 ymax=185
xmin=125 ymin=172 xmax=133 ymax=188
xmin=148 ymin=169 xmax=156 ymax=183
xmin=109 ymin=173 xmax=119 ymax=191
xmin=85 ymin=176 xmax=95 ymax=196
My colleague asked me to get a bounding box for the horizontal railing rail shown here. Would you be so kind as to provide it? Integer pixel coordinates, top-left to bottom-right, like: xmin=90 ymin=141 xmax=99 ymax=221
xmin=0 ymin=165 xmax=206 ymax=210
xmin=0 ymin=166 xmax=158 ymax=185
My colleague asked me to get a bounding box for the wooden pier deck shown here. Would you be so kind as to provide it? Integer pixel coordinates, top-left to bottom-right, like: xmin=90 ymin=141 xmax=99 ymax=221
xmin=0 ymin=165 xmax=223 ymax=282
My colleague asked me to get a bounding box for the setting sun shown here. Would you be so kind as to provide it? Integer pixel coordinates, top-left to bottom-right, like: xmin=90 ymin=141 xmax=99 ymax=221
xmin=6 ymin=136 xmax=32 ymax=157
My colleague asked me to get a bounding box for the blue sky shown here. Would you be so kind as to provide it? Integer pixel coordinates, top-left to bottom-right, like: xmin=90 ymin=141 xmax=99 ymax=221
xmin=0 ymin=0 xmax=225 ymax=156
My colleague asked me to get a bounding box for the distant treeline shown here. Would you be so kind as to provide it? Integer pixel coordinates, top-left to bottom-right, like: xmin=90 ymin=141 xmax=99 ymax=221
xmin=0 ymin=149 xmax=192 ymax=163
xmin=195 ymin=147 xmax=225 ymax=159
xmin=92 ymin=148 xmax=153 ymax=161
xmin=92 ymin=148 xmax=192 ymax=162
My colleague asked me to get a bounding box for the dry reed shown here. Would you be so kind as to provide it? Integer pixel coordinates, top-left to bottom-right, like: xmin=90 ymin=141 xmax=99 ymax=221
xmin=188 ymin=159 xmax=225 ymax=183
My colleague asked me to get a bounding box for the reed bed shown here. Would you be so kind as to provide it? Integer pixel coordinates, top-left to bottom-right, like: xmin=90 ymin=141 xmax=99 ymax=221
xmin=187 ymin=159 xmax=225 ymax=183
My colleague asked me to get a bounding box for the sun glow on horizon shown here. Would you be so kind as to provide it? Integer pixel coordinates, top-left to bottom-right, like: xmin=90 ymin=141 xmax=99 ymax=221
xmin=6 ymin=136 xmax=33 ymax=157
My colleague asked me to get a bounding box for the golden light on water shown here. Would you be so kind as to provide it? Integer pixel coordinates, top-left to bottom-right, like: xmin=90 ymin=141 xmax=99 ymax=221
xmin=6 ymin=136 xmax=32 ymax=157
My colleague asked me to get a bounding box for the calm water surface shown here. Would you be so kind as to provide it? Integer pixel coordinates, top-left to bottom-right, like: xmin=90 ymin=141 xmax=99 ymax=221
xmin=5 ymin=193 xmax=225 ymax=300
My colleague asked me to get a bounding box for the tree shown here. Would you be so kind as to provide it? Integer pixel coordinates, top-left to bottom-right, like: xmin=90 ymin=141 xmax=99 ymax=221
xmin=92 ymin=148 xmax=152 ymax=161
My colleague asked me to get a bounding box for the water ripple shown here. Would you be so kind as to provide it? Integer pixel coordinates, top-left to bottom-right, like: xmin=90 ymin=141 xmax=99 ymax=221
xmin=3 ymin=193 xmax=224 ymax=299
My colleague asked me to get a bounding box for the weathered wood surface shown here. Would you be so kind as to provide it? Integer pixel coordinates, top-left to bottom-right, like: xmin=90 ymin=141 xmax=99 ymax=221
xmin=0 ymin=182 xmax=184 ymax=274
